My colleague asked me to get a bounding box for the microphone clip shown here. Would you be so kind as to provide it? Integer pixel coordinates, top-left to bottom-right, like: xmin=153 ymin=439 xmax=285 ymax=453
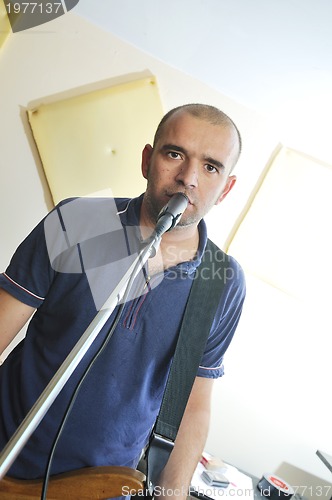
xmin=154 ymin=193 xmax=189 ymax=237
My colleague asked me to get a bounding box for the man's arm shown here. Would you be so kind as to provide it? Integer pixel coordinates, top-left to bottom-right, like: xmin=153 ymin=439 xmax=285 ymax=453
xmin=156 ymin=376 xmax=214 ymax=499
xmin=0 ymin=288 xmax=35 ymax=355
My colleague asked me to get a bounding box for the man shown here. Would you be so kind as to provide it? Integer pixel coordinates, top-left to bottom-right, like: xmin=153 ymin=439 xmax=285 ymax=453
xmin=0 ymin=104 xmax=245 ymax=497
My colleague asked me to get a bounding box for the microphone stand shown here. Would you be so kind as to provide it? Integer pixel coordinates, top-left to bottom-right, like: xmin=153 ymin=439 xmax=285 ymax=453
xmin=0 ymin=231 xmax=162 ymax=479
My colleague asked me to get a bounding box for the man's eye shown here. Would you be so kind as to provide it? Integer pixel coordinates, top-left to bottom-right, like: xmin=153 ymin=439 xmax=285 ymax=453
xmin=205 ymin=164 xmax=218 ymax=173
xmin=168 ymin=151 xmax=181 ymax=159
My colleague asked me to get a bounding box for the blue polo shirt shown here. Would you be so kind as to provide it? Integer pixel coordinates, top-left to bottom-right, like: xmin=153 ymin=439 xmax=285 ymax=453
xmin=0 ymin=195 xmax=245 ymax=479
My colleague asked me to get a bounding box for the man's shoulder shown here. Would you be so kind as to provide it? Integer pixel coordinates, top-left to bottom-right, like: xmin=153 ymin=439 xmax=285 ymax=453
xmin=55 ymin=196 xmax=129 ymax=207
xmin=54 ymin=196 xmax=140 ymax=214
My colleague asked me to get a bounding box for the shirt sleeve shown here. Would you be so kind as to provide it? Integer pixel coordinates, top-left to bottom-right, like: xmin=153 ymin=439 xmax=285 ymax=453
xmin=197 ymin=255 xmax=246 ymax=379
xmin=0 ymin=214 xmax=57 ymax=309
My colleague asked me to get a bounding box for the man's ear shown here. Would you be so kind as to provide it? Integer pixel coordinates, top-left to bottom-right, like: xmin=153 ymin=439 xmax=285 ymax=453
xmin=215 ymin=175 xmax=237 ymax=205
xmin=141 ymin=144 xmax=153 ymax=179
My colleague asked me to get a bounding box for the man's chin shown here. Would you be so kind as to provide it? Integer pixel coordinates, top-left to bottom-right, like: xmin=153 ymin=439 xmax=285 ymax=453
xmin=175 ymin=214 xmax=200 ymax=228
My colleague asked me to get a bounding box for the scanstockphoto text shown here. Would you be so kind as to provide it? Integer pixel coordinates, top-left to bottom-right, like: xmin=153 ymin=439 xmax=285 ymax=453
xmin=122 ymin=484 xmax=332 ymax=497
xmin=121 ymin=485 xmax=254 ymax=497
xmin=166 ymin=261 xmax=240 ymax=283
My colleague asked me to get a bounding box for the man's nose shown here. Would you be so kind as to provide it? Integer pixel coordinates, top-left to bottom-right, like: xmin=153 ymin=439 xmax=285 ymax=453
xmin=175 ymin=160 xmax=198 ymax=189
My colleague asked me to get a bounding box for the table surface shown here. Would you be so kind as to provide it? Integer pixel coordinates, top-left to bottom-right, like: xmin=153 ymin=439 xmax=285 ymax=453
xmin=191 ymin=468 xmax=308 ymax=499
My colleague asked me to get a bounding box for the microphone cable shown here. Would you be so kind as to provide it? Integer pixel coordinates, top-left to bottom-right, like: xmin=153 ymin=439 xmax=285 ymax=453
xmin=40 ymin=251 xmax=149 ymax=500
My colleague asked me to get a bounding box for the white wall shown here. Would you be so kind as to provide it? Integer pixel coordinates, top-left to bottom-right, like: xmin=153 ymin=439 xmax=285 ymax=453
xmin=0 ymin=10 xmax=331 ymax=496
xmin=75 ymin=0 xmax=332 ymax=167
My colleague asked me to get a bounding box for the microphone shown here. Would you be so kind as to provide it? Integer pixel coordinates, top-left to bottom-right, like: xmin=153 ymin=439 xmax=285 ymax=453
xmin=154 ymin=193 xmax=189 ymax=236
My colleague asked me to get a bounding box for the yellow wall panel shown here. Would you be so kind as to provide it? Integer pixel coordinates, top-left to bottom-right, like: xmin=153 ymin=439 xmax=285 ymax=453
xmin=227 ymin=147 xmax=332 ymax=302
xmin=0 ymin=0 xmax=11 ymax=50
xmin=27 ymin=76 xmax=163 ymax=204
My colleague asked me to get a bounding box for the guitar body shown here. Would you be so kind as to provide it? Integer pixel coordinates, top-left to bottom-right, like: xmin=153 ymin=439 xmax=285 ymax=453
xmin=0 ymin=465 xmax=146 ymax=499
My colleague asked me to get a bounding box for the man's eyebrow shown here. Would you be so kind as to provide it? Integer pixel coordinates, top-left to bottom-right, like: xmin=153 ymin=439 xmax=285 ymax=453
xmin=160 ymin=144 xmax=187 ymax=154
xmin=203 ymin=156 xmax=225 ymax=171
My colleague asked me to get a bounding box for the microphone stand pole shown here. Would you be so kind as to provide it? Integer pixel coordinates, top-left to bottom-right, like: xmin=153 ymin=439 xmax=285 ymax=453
xmin=0 ymin=232 xmax=162 ymax=479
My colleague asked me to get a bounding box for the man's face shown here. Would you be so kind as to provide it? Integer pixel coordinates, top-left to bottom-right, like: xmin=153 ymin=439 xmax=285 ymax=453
xmin=141 ymin=110 xmax=238 ymax=228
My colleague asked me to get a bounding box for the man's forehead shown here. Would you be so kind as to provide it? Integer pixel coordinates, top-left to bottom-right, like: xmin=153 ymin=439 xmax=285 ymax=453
xmin=160 ymin=112 xmax=235 ymax=148
xmin=161 ymin=110 xmax=234 ymax=138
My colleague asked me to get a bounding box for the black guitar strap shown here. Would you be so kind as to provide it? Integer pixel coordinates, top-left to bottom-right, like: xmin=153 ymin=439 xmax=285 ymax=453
xmin=146 ymin=238 xmax=229 ymax=491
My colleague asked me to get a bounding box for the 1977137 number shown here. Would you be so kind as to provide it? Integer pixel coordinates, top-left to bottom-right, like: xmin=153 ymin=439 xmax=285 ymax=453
xmin=293 ymin=485 xmax=331 ymax=497
xmin=6 ymin=2 xmax=63 ymax=14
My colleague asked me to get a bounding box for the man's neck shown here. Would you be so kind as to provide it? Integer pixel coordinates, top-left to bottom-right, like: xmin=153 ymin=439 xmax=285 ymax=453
xmin=147 ymin=229 xmax=200 ymax=276
xmin=140 ymin=213 xmax=200 ymax=275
